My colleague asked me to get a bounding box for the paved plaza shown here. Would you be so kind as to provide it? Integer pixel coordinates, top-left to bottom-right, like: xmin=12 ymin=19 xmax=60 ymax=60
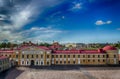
xmin=1 ymin=66 xmax=120 ymax=79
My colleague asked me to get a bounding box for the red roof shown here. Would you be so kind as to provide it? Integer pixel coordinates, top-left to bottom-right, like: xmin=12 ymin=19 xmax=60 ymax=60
xmin=103 ymin=45 xmax=117 ymax=51
xmin=0 ymin=50 xmax=14 ymax=53
xmin=49 ymin=45 xmax=62 ymax=49
xmin=0 ymin=56 xmax=8 ymax=60
xmin=53 ymin=49 xmax=104 ymax=54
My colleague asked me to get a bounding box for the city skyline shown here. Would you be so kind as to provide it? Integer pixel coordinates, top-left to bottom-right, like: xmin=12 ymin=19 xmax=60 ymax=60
xmin=0 ymin=0 xmax=120 ymax=43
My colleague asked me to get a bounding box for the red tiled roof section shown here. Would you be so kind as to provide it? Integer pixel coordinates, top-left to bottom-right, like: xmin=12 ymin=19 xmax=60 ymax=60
xmin=80 ymin=50 xmax=103 ymax=54
xmin=0 ymin=50 xmax=14 ymax=53
xmin=103 ymin=45 xmax=117 ymax=51
xmin=53 ymin=49 xmax=104 ymax=54
xmin=0 ymin=56 xmax=8 ymax=60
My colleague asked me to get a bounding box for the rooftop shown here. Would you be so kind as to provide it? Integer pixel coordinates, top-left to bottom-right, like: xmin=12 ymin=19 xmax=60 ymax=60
xmin=0 ymin=56 xmax=8 ymax=60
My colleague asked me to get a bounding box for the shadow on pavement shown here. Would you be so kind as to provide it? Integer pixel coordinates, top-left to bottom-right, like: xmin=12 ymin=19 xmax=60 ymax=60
xmin=28 ymin=65 xmax=120 ymax=70
xmin=0 ymin=67 xmax=24 ymax=79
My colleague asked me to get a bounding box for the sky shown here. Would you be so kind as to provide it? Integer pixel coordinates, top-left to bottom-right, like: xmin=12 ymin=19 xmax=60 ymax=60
xmin=0 ymin=0 xmax=120 ymax=43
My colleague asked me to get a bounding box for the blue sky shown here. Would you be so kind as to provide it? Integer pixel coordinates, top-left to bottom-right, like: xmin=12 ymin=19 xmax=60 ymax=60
xmin=0 ymin=0 xmax=120 ymax=43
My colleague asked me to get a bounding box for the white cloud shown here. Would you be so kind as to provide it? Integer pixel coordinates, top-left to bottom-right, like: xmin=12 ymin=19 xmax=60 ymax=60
xmin=95 ymin=20 xmax=105 ymax=25
xmin=70 ymin=2 xmax=82 ymax=12
xmin=73 ymin=3 xmax=82 ymax=10
xmin=106 ymin=20 xmax=112 ymax=24
xmin=0 ymin=14 xmax=8 ymax=21
xmin=0 ymin=26 xmax=64 ymax=42
xmin=19 ymin=26 xmax=64 ymax=41
xmin=117 ymin=28 xmax=120 ymax=30
xmin=95 ymin=20 xmax=112 ymax=25
xmin=0 ymin=0 xmax=66 ymax=42
xmin=62 ymin=16 xmax=65 ymax=19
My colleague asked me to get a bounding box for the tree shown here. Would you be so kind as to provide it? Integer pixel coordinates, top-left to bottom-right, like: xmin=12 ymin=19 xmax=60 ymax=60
xmin=7 ymin=42 xmax=11 ymax=48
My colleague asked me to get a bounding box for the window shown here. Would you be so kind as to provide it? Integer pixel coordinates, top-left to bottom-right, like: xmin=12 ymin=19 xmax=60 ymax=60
xmin=88 ymin=60 xmax=90 ymax=62
xmin=9 ymin=55 xmax=11 ymax=58
xmin=41 ymin=62 xmax=43 ymax=65
xmin=60 ymin=61 xmax=62 ymax=64
xmin=60 ymin=55 xmax=62 ymax=58
xmin=98 ymin=55 xmax=100 ymax=58
xmin=16 ymin=55 xmax=18 ymax=58
xmin=27 ymin=61 xmax=29 ymax=64
xmin=64 ymin=55 xmax=66 ymax=58
xmin=0 ymin=61 xmax=2 ymax=65
xmin=47 ymin=55 xmax=49 ymax=58
xmin=106 ymin=55 xmax=109 ymax=58
xmin=56 ymin=61 xmax=58 ymax=64
xmin=22 ymin=61 xmax=24 ymax=64
xmin=41 ymin=55 xmax=43 ymax=58
xmin=52 ymin=55 xmax=54 ymax=58
xmin=88 ymin=55 xmax=90 ymax=58
xmin=73 ymin=55 xmax=75 ymax=58
xmin=83 ymin=55 xmax=85 ymax=58
xmin=83 ymin=60 xmax=85 ymax=62
xmin=98 ymin=59 xmax=100 ymax=62
xmin=93 ymin=60 xmax=95 ymax=62
xmin=93 ymin=55 xmax=95 ymax=58
xmin=68 ymin=61 xmax=70 ymax=64
xmin=56 ymin=55 xmax=58 ymax=58
xmin=36 ymin=61 xmax=38 ymax=65
xmin=64 ymin=61 xmax=66 ymax=64
xmin=78 ymin=55 xmax=80 ymax=58
xmin=68 ymin=55 xmax=70 ymax=58
xmin=114 ymin=55 xmax=116 ymax=58
xmin=32 ymin=55 xmax=34 ymax=58
xmin=36 ymin=55 xmax=38 ymax=58
xmin=103 ymin=55 xmax=105 ymax=58
xmin=103 ymin=60 xmax=105 ymax=62
xmin=27 ymin=55 xmax=29 ymax=58
xmin=47 ymin=62 xmax=49 ymax=65
xmin=73 ymin=61 xmax=75 ymax=64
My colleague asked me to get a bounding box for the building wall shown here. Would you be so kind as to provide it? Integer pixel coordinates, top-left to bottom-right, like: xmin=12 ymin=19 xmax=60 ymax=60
xmin=51 ymin=54 xmax=107 ymax=65
xmin=106 ymin=50 xmax=119 ymax=64
xmin=0 ymin=58 xmax=10 ymax=72
xmin=0 ymin=48 xmax=119 ymax=66
xmin=14 ymin=49 xmax=52 ymax=66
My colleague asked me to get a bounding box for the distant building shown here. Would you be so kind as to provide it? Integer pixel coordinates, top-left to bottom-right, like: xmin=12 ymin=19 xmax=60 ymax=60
xmin=0 ymin=42 xmax=119 ymax=66
xmin=65 ymin=43 xmax=77 ymax=48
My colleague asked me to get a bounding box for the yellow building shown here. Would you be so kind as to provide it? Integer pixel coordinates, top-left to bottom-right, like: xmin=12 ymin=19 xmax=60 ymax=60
xmin=0 ymin=43 xmax=119 ymax=66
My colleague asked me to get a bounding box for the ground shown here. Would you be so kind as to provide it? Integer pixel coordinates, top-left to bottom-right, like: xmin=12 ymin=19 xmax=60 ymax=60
xmin=1 ymin=66 xmax=120 ymax=79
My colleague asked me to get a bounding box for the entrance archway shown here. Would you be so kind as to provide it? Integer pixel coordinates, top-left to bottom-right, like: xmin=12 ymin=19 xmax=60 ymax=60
xmin=31 ymin=60 xmax=34 ymax=66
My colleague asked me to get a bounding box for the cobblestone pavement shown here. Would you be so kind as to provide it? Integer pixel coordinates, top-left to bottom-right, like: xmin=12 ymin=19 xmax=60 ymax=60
xmin=1 ymin=66 xmax=120 ymax=79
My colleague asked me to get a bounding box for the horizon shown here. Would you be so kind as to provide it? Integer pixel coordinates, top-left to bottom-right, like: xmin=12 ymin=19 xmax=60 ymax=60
xmin=0 ymin=0 xmax=120 ymax=43
xmin=0 ymin=40 xmax=119 ymax=44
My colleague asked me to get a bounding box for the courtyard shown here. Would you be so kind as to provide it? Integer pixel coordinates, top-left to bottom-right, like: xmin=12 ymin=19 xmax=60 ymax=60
xmin=0 ymin=66 xmax=120 ymax=79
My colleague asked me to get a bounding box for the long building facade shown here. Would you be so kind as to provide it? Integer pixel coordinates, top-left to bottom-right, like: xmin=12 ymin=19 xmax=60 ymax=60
xmin=0 ymin=42 xmax=119 ymax=66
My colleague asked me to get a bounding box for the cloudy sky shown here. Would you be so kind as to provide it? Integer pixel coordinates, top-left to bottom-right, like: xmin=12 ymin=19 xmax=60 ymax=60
xmin=0 ymin=0 xmax=120 ymax=43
